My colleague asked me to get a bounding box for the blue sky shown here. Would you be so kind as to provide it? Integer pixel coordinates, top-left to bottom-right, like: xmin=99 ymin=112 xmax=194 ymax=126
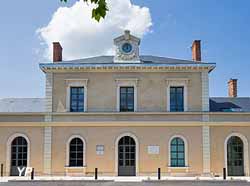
xmin=0 ymin=0 xmax=249 ymax=98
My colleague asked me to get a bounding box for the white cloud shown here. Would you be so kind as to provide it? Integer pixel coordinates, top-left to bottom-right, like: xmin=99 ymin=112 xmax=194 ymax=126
xmin=37 ymin=0 xmax=152 ymax=61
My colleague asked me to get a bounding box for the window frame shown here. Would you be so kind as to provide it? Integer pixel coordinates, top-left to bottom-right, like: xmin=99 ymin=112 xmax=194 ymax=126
xmin=166 ymin=78 xmax=188 ymax=112
xmin=70 ymin=87 xmax=85 ymax=112
xmin=119 ymin=86 xmax=135 ymax=112
xmin=224 ymin=133 xmax=249 ymax=176
xmin=66 ymin=79 xmax=88 ymax=112
xmin=170 ymin=137 xmax=185 ymax=167
xmin=170 ymin=87 xmax=184 ymax=112
xmin=6 ymin=133 xmax=31 ymax=175
xmin=116 ymin=78 xmax=138 ymax=112
xmin=168 ymin=135 xmax=188 ymax=168
xmin=66 ymin=135 xmax=86 ymax=168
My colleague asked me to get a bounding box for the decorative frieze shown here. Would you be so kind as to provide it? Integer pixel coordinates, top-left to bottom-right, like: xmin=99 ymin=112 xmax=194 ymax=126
xmin=40 ymin=64 xmax=215 ymax=73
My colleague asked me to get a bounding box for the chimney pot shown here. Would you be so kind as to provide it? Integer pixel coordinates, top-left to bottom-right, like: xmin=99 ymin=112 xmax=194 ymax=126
xmin=192 ymin=40 xmax=201 ymax=62
xmin=53 ymin=42 xmax=62 ymax=62
xmin=228 ymin=79 xmax=238 ymax=97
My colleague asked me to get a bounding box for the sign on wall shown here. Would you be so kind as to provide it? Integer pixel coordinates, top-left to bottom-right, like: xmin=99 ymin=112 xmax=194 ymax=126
xmin=96 ymin=145 xmax=104 ymax=155
xmin=147 ymin=145 xmax=160 ymax=154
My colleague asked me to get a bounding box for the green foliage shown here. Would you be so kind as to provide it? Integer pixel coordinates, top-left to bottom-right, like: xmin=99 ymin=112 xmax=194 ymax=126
xmin=60 ymin=0 xmax=108 ymax=22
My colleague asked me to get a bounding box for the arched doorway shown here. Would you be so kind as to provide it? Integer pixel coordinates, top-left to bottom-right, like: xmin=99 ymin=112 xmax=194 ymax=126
xmin=10 ymin=136 xmax=28 ymax=176
xmin=227 ymin=136 xmax=244 ymax=176
xmin=118 ymin=136 xmax=136 ymax=176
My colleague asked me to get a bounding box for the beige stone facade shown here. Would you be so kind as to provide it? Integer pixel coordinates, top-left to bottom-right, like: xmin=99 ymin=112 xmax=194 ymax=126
xmin=0 ymin=31 xmax=249 ymax=177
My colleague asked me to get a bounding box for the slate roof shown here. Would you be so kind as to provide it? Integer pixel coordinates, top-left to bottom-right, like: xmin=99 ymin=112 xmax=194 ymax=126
xmin=0 ymin=98 xmax=45 ymax=112
xmin=210 ymin=97 xmax=250 ymax=112
xmin=59 ymin=55 xmax=210 ymax=64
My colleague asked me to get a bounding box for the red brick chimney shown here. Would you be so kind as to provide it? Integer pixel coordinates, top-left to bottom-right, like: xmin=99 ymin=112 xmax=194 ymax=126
xmin=53 ymin=42 xmax=62 ymax=62
xmin=228 ymin=79 xmax=238 ymax=97
xmin=192 ymin=40 xmax=201 ymax=62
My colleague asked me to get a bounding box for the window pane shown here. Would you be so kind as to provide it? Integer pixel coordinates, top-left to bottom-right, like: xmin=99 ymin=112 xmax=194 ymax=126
xmin=69 ymin=138 xmax=84 ymax=167
xmin=177 ymin=138 xmax=184 ymax=144
xmin=119 ymin=160 xmax=123 ymax=166
xmin=178 ymin=152 xmax=184 ymax=159
xmin=125 ymin=160 xmax=130 ymax=166
xmin=171 ymin=145 xmax=177 ymax=151
xmin=70 ymin=87 xmax=84 ymax=112
xmin=178 ymin=145 xmax=184 ymax=152
xmin=78 ymin=88 xmax=84 ymax=94
xmin=171 ymin=160 xmax=177 ymax=167
xmin=171 ymin=152 xmax=177 ymax=158
xmin=170 ymin=87 xmax=184 ymax=112
xmin=178 ymin=160 xmax=185 ymax=167
xmin=170 ymin=137 xmax=185 ymax=167
xmin=120 ymin=87 xmax=134 ymax=112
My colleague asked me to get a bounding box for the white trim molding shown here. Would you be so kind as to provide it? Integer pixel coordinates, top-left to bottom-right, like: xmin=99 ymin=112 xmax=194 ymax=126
xmin=6 ymin=133 xmax=31 ymax=176
xmin=45 ymin=72 xmax=53 ymax=121
xmin=44 ymin=72 xmax=53 ymax=175
xmin=65 ymin=79 xmax=88 ymax=112
xmin=114 ymin=132 xmax=139 ymax=176
xmin=166 ymin=78 xmax=189 ymax=112
xmin=201 ymin=71 xmax=209 ymax=112
xmin=43 ymin=127 xmax=52 ymax=175
xmin=224 ymin=133 xmax=249 ymax=176
xmin=115 ymin=78 xmax=138 ymax=112
xmin=168 ymin=135 xmax=189 ymax=169
xmin=202 ymin=125 xmax=211 ymax=174
xmin=65 ymin=135 xmax=86 ymax=167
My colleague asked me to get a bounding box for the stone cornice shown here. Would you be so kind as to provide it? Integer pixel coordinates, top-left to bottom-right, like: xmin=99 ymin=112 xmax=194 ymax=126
xmin=39 ymin=63 xmax=216 ymax=73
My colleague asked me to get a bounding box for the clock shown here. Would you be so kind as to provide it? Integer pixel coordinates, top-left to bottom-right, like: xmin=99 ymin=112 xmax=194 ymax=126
xmin=121 ymin=43 xmax=133 ymax=54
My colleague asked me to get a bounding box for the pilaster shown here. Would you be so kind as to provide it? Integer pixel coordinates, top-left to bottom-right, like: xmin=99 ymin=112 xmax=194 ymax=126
xmin=201 ymin=71 xmax=211 ymax=175
xmin=43 ymin=72 xmax=53 ymax=175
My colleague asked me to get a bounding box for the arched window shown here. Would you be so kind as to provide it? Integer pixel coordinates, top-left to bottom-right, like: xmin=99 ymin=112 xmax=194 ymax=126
xmin=69 ymin=138 xmax=84 ymax=167
xmin=10 ymin=136 xmax=28 ymax=176
xmin=170 ymin=137 xmax=185 ymax=167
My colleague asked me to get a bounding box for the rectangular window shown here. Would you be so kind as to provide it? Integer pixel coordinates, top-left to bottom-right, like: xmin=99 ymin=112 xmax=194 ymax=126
xmin=120 ymin=87 xmax=134 ymax=112
xmin=70 ymin=87 xmax=84 ymax=112
xmin=170 ymin=87 xmax=184 ymax=112
xmin=96 ymin=145 xmax=104 ymax=155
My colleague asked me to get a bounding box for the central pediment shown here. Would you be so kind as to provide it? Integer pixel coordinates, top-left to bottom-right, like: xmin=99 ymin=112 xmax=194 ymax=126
xmin=113 ymin=30 xmax=141 ymax=63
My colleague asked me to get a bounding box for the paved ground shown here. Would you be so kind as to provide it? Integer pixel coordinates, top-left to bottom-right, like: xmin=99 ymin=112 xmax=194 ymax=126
xmin=0 ymin=180 xmax=249 ymax=186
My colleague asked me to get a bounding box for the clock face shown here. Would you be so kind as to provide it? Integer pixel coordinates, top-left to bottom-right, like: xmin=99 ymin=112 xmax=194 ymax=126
xmin=121 ymin=43 xmax=133 ymax=53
